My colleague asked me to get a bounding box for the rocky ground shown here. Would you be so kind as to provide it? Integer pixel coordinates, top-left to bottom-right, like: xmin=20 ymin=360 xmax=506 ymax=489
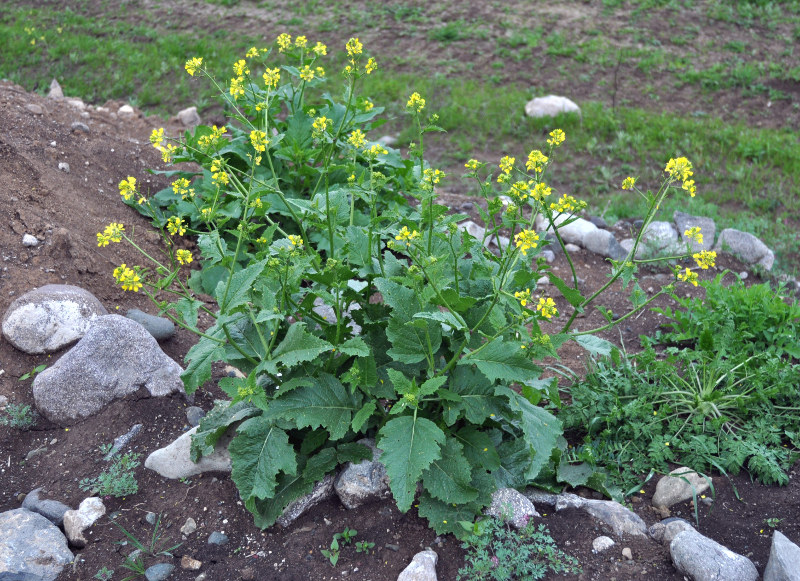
xmin=1 ymin=80 xmax=800 ymax=581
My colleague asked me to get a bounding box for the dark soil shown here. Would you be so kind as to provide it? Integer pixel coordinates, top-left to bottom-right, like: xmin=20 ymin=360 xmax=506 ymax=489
xmin=1 ymin=72 xmax=799 ymax=581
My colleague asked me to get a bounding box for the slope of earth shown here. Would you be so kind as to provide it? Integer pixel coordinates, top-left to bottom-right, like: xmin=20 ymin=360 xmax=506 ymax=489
xmin=0 ymin=82 xmax=799 ymax=581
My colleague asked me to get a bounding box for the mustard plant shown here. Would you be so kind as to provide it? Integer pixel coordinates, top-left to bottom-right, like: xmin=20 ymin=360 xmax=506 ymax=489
xmin=102 ymin=35 xmax=709 ymax=533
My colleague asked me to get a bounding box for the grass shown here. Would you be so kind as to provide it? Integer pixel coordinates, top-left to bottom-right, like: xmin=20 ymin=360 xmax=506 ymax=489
xmin=2 ymin=0 xmax=799 ymax=272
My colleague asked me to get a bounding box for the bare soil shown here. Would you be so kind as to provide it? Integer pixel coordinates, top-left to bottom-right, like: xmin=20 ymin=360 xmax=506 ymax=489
xmin=1 ymin=51 xmax=799 ymax=581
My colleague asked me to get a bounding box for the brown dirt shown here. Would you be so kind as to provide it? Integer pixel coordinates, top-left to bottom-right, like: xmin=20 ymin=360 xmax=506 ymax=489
xmin=1 ymin=79 xmax=799 ymax=581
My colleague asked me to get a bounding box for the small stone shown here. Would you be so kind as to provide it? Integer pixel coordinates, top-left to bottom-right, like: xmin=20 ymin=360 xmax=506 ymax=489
xmin=145 ymin=512 xmax=157 ymax=525
xmin=592 ymin=536 xmax=615 ymax=552
xmin=376 ymin=135 xmax=398 ymax=147
xmin=208 ymin=531 xmax=228 ymax=545
xmin=181 ymin=555 xmax=202 ymax=570
xmin=739 ymin=271 xmax=749 ymax=280
xmin=21 ymin=488 xmax=71 ymax=526
xmin=144 ymin=563 xmax=175 ymax=581
xmin=58 ymin=162 xmax=70 ymax=172
xmin=177 ymin=106 xmax=202 ymax=127
xmin=485 ymin=488 xmax=540 ymax=529
xmin=185 ymin=407 xmax=205 ymax=427
xmin=652 ymin=467 xmax=711 ymax=509
xmin=541 ymin=249 xmax=556 ymax=263
xmin=66 ymin=98 xmax=85 ymax=110
xmin=180 ymin=518 xmax=197 ymax=536
xmin=622 ymin=547 xmax=633 ymax=560
xmin=48 ymin=79 xmax=64 ymax=99
xmin=70 ymin=121 xmax=90 ymax=133
xmin=524 ymin=95 xmax=580 ymax=118
xmin=565 ymin=243 xmax=580 ymax=253
xmin=460 ymin=202 xmax=474 ymax=211
xmin=63 ymin=497 xmax=106 ymax=548
xmin=397 ymin=549 xmax=438 ymax=581
xmin=385 ymin=544 xmax=400 ymax=552
xmin=22 ymin=234 xmax=39 ymax=247
xmin=25 ymin=104 xmax=44 ymax=115
xmin=118 ymin=104 xmax=136 ymax=118
xmin=126 ymin=308 xmax=175 ymax=341
xmin=195 ymin=574 xmax=208 ymax=581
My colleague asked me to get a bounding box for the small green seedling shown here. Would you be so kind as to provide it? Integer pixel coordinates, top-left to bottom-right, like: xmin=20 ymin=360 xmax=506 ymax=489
xmin=321 ymin=528 xmax=358 ymax=566
xmin=355 ymin=540 xmax=375 ymax=553
xmin=93 ymin=567 xmax=114 ymax=581
xmin=19 ymin=364 xmax=47 ymax=381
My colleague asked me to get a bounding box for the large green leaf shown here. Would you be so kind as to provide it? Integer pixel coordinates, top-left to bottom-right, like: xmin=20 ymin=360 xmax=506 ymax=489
xmin=444 ymin=367 xmax=504 ymax=425
xmin=461 ymin=339 xmax=541 ymax=384
xmin=247 ymin=471 xmax=314 ymax=529
xmin=547 ymin=272 xmax=585 ymax=308
xmin=190 ymin=400 xmax=260 ymax=462
xmin=261 ymin=323 xmax=334 ymax=374
xmin=412 ymin=311 xmax=467 ymax=332
xmin=263 ymin=374 xmax=360 ymax=440
xmin=454 ymin=426 xmax=501 ymax=472
xmin=215 ymin=260 xmax=267 ymax=311
xmin=386 ymin=318 xmax=441 ymax=364
xmin=421 ymin=437 xmax=478 ymax=504
xmin=182 ymin=329 xmax=226 ymax=393
xmin=497 ymin=387 xmax=562 ymax=480
xmin=377 ymin=415 xmax=445 ymax=512
xmin=229 ymin=416 xmax=297 ymax=502
xmin=573 ymin=334 xmax=616 ymax=357
xmin=197 ymin=231 xmax=226 ymax=264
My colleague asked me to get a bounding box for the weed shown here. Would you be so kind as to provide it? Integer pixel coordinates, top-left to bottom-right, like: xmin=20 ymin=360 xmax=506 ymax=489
xmin=0 ymin=403 xmax=37 ymax=430
xmin=79 ymin=451 xmax=140 ymax=498
xmin=19 ymin=364 xmax=47 ymax=381
xmin=112 ymin=513 xmax=182 ymax=579
xmin=321 ymin=528 xmax=356 ymax=566
xmin=93 ymin=567 xmax=114 ymax=581
xmin=355 ymin=540 xmax=375 ymax=553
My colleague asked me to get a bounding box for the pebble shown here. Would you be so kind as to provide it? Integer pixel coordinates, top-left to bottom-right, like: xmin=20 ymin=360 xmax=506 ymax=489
xmin=180 ymin=555 xmax=202 ymax=570
xmin=25 ymin=104 xmax=43 ymax=115
xmin=385 ymin=544 xmax=400 ymax=552
xmin=592 ymin=536 xmax=615 ymax=552
xmin=181 ymin=517 xmax=197 ymax=536
xmin=622 ymin=547 xmax=633 ymax=560
xmin=22 ymin=234 xmax=39 ymax=247
xmin=144 ymin=563 xmax=175 ymax=581
xmin=126 ymin=308 xmax=176 ymax=341
xmin=208 ymin=531 xmax=229 ymax=545
xmin=185 ymin=406 xmax=205 ymax=427
xmin=58 ymin=162 xmax=70 ymax=172
xmin=145 ymin=512 xmax=157 ymax=525
xmin=70 ymin=121 xmax=90 ymax=133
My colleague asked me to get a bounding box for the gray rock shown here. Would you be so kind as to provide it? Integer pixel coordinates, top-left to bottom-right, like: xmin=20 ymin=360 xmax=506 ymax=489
xmin=22 ymin=234 xmax=39 ymax=247
xmin=144 ymin=563 xmax=175 ymax=581
xmin=648 ymin=522 xmax=666 ymax=543
xmin=458 ymin=220 xmax=509 ymax=252
xmin=637 ymin=221 xmax=678 ymax=258
xmin=662 ymin=519 xmax=695 ymax=545
xmin=186 ymin=406 xmax=205 ymax=427
xmin=588 ymin=215 xmax=608 ymax=229
xmin=397 ymin=549 xmax=438 ymax=581
xmin=674 ymin=211 xmax=715 ymax=252
xmin=48 ymin=79 xmax=64 ymax=99
xmin=592 ymin=535 xmax=615 ymax=552
xmin=485 ymin=488 xmax=540 ymax=529
xmin=0 ymin=508 xmax=73 ymax=581
xmin=522 ymin=488 xmax=561 ymax=507
xmin=177 ymin=106 xmax=201 ymax=127
xmin=21 ymin=488 xmax=71 ymax=527
xmin=764 ymin=531 xmax=800 ymax=581
xmin=104 ymin=424 xmax=143 ymax=460
xmin=584 ymin=228 xmax=627 ymax=260
xmin=377 ymin=135 xmax=398 ymax=147
xmin=32 ymin=315 xmax=184 ymax=425
xmin=70 ymin=121 xmax=90 ymax=133
xmin=581 ymin=498 xmax=648 ymax=537
xmin=145 ymin=512 xmax=157 ymax=526
xmin=279 ymin=474 xmax=336 ymax=527
xmin=619 ymin=238 xmax=634 ymax=255
xmin=145 ymin=426 xmax=232 ymax=479
xmin=714 ymin=228 xmax=775 ymax=270
xmin=564 ymin=242 xmax=581 ymax=253
xmin=670 ymin=529 xmax=758 ymax=581
xmin=524 ymin=95 xmax=580 ymax=118
xmin=207 ymin=532 xmax=228 ymax=546
xmin=622 ymin=547 xmax=633 ymax=560
xmin=118 ymin=104 xmax=136 ymax=118
xmin=541 ymin=249 xmax=556 ymax=263
xmin=58 ymin=162 xmax=70 ymax=172
xmin=538 ymin=214 xmax=597 ymax=246
xmin=180 ymin=518 xmax=197 ymax=536
xmin=334 ymin=439 xmax=390 ymax=509
xmin=652 ymin=467 xmax=711 ymax=509
xmin=126 ymin=308 xmax=175 ymax=341
xmin=63 ymin=497 xmax=106 ymax=548
xmin=1 ymin=284 xmax=108 ymax=354
xmin=66 ymin=98 xmax=85 ymax=110
xmin=25 ymin=103 xmax=44 ymax=115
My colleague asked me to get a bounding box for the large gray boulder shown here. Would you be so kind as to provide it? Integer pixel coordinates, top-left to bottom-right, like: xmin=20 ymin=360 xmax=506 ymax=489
xmin=636 ymin=221 xmax=679 ymax=259
xmin=538 ymin=214 xmax=598 ymax=246
xmin=485 ymin=488 xmax=539 ymax=529
xmin=1 ymin=284 xmax=107 ymax=354
xmin=674 ymin=211 xmax=716 ymax=252
xmin=32 ymin=315 xmax=184 ymax=425
xmin=652 ymin=467 xmax=711 ymax=509
xmin=21 ymin=489 xmax=71 ymax=527
xmin=584 ymin=228 xmax=627 ymax=260
xmin=764 ymin=531 xmax=800 ymax=581
xmin=670 ymin=529 xmax=758 ymax=581
xmin=714 ymin=228 xmax=774 ymax=270
xmin=0 ymin=508 xmax=73 ymax=581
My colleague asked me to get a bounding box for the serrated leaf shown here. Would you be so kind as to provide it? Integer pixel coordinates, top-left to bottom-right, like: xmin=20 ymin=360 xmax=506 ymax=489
xmin=351 ymin=401 xmax=376 ymax=433
xmin=412 ymin=311 xmax=467 ymax=332
xmin=336 ymin=442 xmax=373 ymax=464
xmin=262 ymin=323 xmax=333 ymax=374
xmin=387 ymin=369 xmax=413 ymax=395
xmin=419 ymin=376 xmax=448 ymax=397
xmin=547 ymin=273 xmax=585 ymax=308
xmin=171 ymin=297 xmax=203 ymax=329
xmin=386 ymin=318 xmax=441 ymax=364
xmin=377 ymin=415 xmax=445 ymax=512
xmin=492 ymin=437 xmax=530 ymax=489
xmin=421 ymin=438 xmax=478 ymax=504
xmin=197 ymin=231 xmax=226 ymax=264
xmin=230 ymin=416 xmax=297 ymax=501
xmin=573 ymin=334 xmax=616 ymax=357
xmin=444 ymin=367 xmax=503 ymax=425
xmin=461 ymin=339 xmax=541 ymax=384
xmin=303 ymin=448 xmax=337 ymax=482
xmin=216 ymin=260 xmax=267 ymax=311
xmin=417 ymin=493 xmax=484 ymax=538
xmin=182 ymin=331 xmax=226 ymax=393
xmin=556 ymin=462 xmax=595 ymax=488
xmin=190 ymin=400 xmax=260 ymax=462
xmin=455 ymin=426 xmax=501 ymax=471
xmin=264 ymin=373 xmax=360 ymax=440
xmin=629 ymin=281 xmax=647 ymax=310
xmin=246 ymin=471 xmax=314 ymax=529
xmin=338 ymin=336 xmax=369 ymax=357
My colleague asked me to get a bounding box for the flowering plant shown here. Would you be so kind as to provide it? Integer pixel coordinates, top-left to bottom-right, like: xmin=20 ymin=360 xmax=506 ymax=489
xmin=103 ymin=36 xmax=710 ymax=533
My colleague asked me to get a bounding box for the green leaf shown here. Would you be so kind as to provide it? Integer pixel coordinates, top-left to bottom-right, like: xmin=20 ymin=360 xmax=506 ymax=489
xmin=461 ymin=339 xmax=542 ymax=384
xmin=547 ymin=273 xmax=585 ymax=308
xmin=629 ymin=281 xmax=647 ymax=310
xmin=190 ymin=400 xmax=260 ymax=462
xmin=351 ymin=401 xmax=376 ymax=433
xmin=303 ymin=448 xmax=337 ymax=482
xmin=171 ymin=297 xmax=203 ymax=329
xmin=182 ymin=330 xmax=226 ymax=393
xmin=417 ymin=493 xmax=485 ymax=538
xmin=377 ymin=415 xmax=445 ymax=512
xmin=455 ymin=426 xmax=501 ymax=471
xmin=387 ymin=369 xmax=413 ymax=395
xmin=573 ymin=334 xmax=616 ymax=357
xmin=262 ymin=323 xmax=333 ymax=374
xmin=386 ymin=318 xmax=441 ymax=364
xmin=556 ymin=462 xmax=595 ymax=488
xmin=421 ymin=437 xmax=478 ymax=504
xmin=443 ymin=367 xmax=503 ymax=425
xmin=197 ymin=231 xmax=226 ymax=264
xmin=264 ymin=374 xmax=360 ymax=440
xmin=419 ymin=376 xmax=448 ymax=397
xmin=412 ymin=311 xmax=467 ymax=332
xmin=338 ymin=337 xmax=369 ymax=357
xmin=247 ymin=471 xmax=314 ymax=529
xmin=230 ymin=416 xmax=297 ymax=501
xmin=216 ymin=260 xmax=267 ymax=311
xmin=336 ymin=442 xmax=373 ymax=464
xmin=497 ymin=387 xmax=562 ymax=480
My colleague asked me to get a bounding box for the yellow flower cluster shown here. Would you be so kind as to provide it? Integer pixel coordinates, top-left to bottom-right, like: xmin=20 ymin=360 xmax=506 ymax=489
xmin=464 ymin=159 xmax=480 ymax=170
xmin=288 ymin=235 xmax=303 ymax=247
xmin=313 ymin=41 xmax=327 ymax=56
xmin=531 ymin=182 xmax=552 ymax=203
xmin=263 ymin=67 xmax=281 ymax=88
xmin=96 ymin=222 xmax=125 ymax=247
xmin=510 ymin=181 xmax=529 ymax=202
xmin=365 ymin=144 xmax=388 ymax=159
xmin=300 ymin=65 xmax=315 ymax=82
xmin=233 ymin=59 xmax=249 ymax=77
xmin=149 ymin=127 xmax=178 ymax=162
xmin=514 ymin=288 xmax=532 ymax=307
xmin=172 ymin=177 xmax=194 ymax=200
xmin=547 ymin=129 xmax=565 ymax=147
xmin=537 ymin=297 xmax=558 ymax=319
xmin=210 ymin=159 xmax=228 ymax=186
xmin=197 ymin=125 xmax=228 ymax=150
xmin=276 ymin=33 xmax=292 ymax=52
xmin=365 ymin=57 xmax=377 ymax=74
xmin=622 ymin=176 xmax=636 ymax=190
xmin=346 ymin=37 xmax=363 ymax=56
xmin=176 ymin=249 xmax=193 ymax=265
xmin=514 ymin=229 xmax=539 ymax=256
xmin=665 ymin=157 xmax=696 ymax=197
xmin=526 ymin=150 xmax=548 ymax=173
xmin=550 ymin=193 xmax=585 ymax=214
xmin=421 ymin=168 xmax=445 ymax=190
xmin=407 ymin=92 xmax=425 ymax=113
xmin=684 ymin=226 xmax=703 ymax=244
xmin=166 ymin=216 xmax=187 ymax=236
xmin=230 ymin=76 xmax=245 ymax=100
xmin=395 ymin=226 xmax=420 ymax=242
xmin=119 ymin=176 xmax=137 ymax=201
xmin=312 ymin=116 xmax=330 ymax=137
xmin=693 ymin=250 xmax=716 ymax=269
xmin=677 ymin=267 xmax=699 ymax=287
xmin=250 ymin=130 xmax=269 ymax=153
xmin=113 ymin=264 xmax=142 ymax=292
xmin=348 ymin=129 xmax=367 ymax=148
xmin=184 ymin=57 xmax=203 ymax=76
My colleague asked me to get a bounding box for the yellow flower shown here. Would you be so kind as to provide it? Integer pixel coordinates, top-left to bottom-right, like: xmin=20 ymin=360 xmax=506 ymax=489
xmin=176 ymin=249 xmax=193 ymax=265
xmin=348 ymin=129 xmax=367 ymax=148
xmin=547 ymin=129 xmax=565 ymax=147
xmin=103 ymin=222 xmax=125 ymax=243
xmin=198 ymin=125 xmax=228 ymax=150
xmin=299 ymin=65 xmax=315 ymax=82
xmin=422 ymin=168 xmax=445 ymax=190
xmin=250 ymin=130 xmax=269 ymax=152
xmin=682 ymin=179 xmax=697 ymax=198
xmin=149 ymin=128 xmax=164 ymax=147
xmin=210 ymin=159 xmax=228 ymax=185
xmin=233 ymin=59 xmax=249 ymax=77
xmin=184 ymin=57 xmax=203 ymax=76
xmin=312 ymin=116 xmax=330 ymax=136
xmin=113 ymin=264 xmax=127 ymax=283
xmin=499 ymin=155 xmax=515 ymax=175
xmin=510 ymin=181 xmax=529 ymax=202
xmin=246 ymin=47 xmax=260 ymax=58
xmin=172 ymin=177 xmax=191 ymax=200
xmin=313 ymin=41 xmax=327 ymax=56
xmin=665 ymin=157 xmax=693 ymax=181
xmin=276 ymin=33 xmax=292 ymax=52
xmin=531 ymin=182 xmax=552 ymax=202
xmin=684 ymin=226 xmax=703 ymax=244
xmin=514 ymin=229 xmax=540 ymax=256
xmin=622 ymin=176 xmax=636 ymax=190
xmin=96 ymin=232 xmax=110 ymax=247
xmin=464 ymin=159 xmax=480 ymax=170
xmin=514 ymin=288 xmax=532 ymax=307
xmin=295 ymin=35 xmax=308 ymax=48
xmin=526 ymin=150 xmax=548 ymax=173
xmin=362 ymin=99 xmax=374 ymax=111
xmin=693 ymin=250 xmax=716 ymax=270
xmin=536 ymin=297 xmax=558 ymax=319
xmin=166 ymin=216 xmax=187 ymax=236
xmin=288 ymin=235 xmax=303 ymax=247
xmin=160 ymin=144 xmax=177 ymax=163
xmin=201 ymin=207 xmax=213 ymax=220
xmin=346 ymin=37 xmax=363 ymax=56
xmin=119 ymin=176 xmax=137 ymax=200
xmin=315 ymin=66 xmax=325 ymax=78
xmin=230 ymin=76 xmax=245 ymax=99
xmin=677 ymin=267 xmax=699 ymax=286
xmin=550 ymin=194 xmax=585 ymax=214
xmin=395 ymin=226 xmax=420 ymax=242
xmin=119 ymin=268 xmax=142 ymax=292
xmin=366 ymin=144 xmax=388 ymax=158
xmin=365 ymin=57 xmax=377 ymax=74
xmin=406 ymin=92 xmax=425 ymax=113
